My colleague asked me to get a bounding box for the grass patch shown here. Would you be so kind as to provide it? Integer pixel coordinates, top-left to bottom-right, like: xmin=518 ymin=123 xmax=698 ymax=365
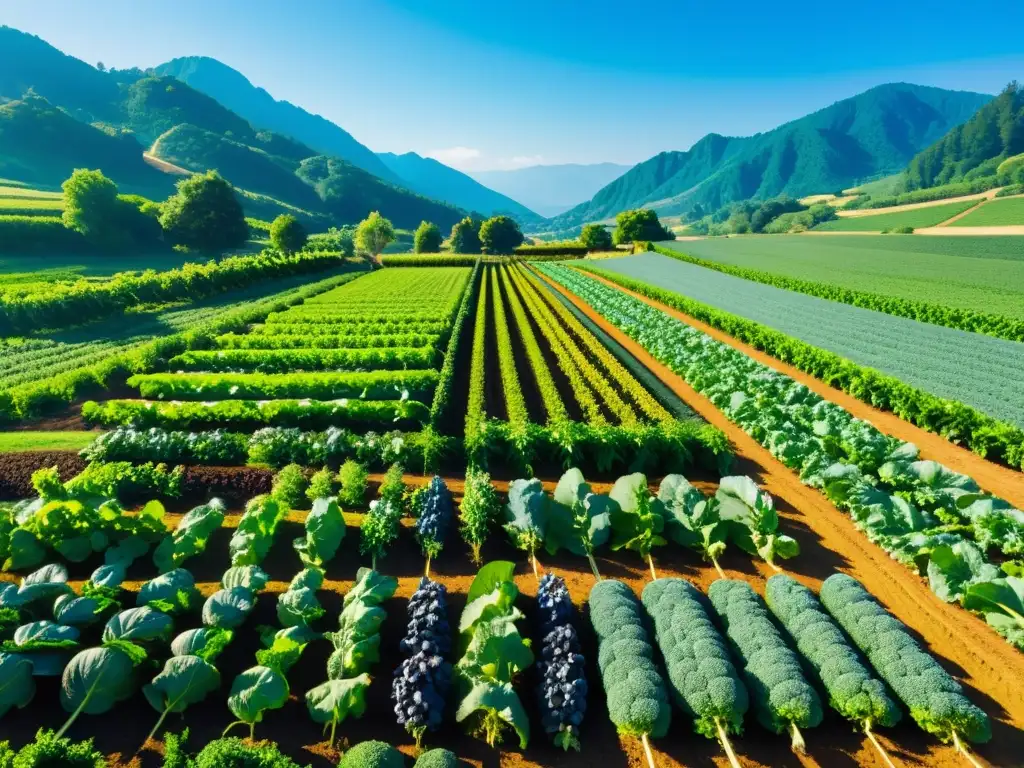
xmin=659 ymin=235 xmax=1024 ymax=319
xmin=0 ymin=184 xmax=62 ymax=199
xmin=813 ymin=200 xmax=978 ymax=231
xmin=950 ymin=196 xmax=1024 ymax=227
xmin=0 ymin=431 xmax=98 ymax=453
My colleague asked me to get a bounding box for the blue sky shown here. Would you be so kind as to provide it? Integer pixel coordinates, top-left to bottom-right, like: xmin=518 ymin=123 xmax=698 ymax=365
xmin=3 ymin=0 xmax=1022 ymax=170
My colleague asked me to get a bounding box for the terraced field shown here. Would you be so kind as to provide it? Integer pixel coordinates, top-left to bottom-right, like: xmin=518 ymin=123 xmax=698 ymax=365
xmin=951 ymin=196 xmax=1024 ymax=226
xmin=594 ymin=252 xmax=1024 ymax=427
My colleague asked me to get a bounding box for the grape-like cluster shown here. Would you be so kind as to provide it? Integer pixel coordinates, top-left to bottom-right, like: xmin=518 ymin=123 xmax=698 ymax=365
xmin=416 ymin=477 xmax=454 ymax=558
xmin=393 ymin=577 xmax=452 ymax=745
xmin=536 ymin=574 xmax=588 ymax=751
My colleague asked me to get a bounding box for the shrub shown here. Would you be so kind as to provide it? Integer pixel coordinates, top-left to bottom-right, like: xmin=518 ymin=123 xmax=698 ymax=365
xmin=449 ymin=216 xmax=482 ymax=254
xmin=0 ymin=216 xmax=89 ymax=253
xmin=613 ymin=208 xmax=672 ymax=244
xmin=306 ymin=467 xmax=335 ymax=502
xmin=159 ymin=170 xmax=248 ymax=252
xmin=580 ymin=223 xmax=613 ymax=250
xmin=269 ymin=214 xmax=307 ymax=254
xmin=337 ymin=460 xmax=369 ymax=506
xmin=413 ymin=220 xmax=443 ymax=253
xmin=479 ymin=215 xmax=524 ymax=254
xmin=271 ymin=463 xmax=308 ymax=509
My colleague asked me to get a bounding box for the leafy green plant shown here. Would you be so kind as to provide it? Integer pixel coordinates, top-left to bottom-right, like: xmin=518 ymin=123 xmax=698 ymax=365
xmin=503 ymin=478 xmax=548 ymax=578
xmin=153 ymin=500 xmax=226 ymax=573
xmin=162 ymin=729 xmax=307 ymax=768
xmin=608 ymin=473 xmax=666 ymax=579
xmin=454 ymin=561 xmax=533 ymax=749
xmin=337 ymin=460 xmax=369 ymax=507
xmin=306 ymin=568 xmax=397 ymax=744
xmin=229 ymin=495 xmax=286 ymax=567
xmin=657 ymin=475 xmax=728 ymax=576
xmin=715 ymin=476 xmax=799 ymax=571
xmin=0 ymin=728 xmax=105 ymax=767
xmin=545 ymin=468 xmax=611 ymax=580
xmin=338 ymin=741 xmax=404 ymax=768
xmin=306 ymin=467 xmax=335 ymax=502
xmin=459 ymin=468 xmax=499 ymax=564
xmin=293 ymin=498 xmax=345 ymax=569
xmin=378 ymin=462 xmax=406 ymax=508
xmin=277 ymin=569 xmax=326 ymax=629
xmin=271 ymin=464 xmax=308 ymax=510
xmin=360 ymin=499 xmax=402 ymax=570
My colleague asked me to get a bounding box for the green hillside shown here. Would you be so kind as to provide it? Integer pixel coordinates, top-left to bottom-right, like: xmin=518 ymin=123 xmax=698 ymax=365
xmin=550 ymin=83 xmax=990 ymax=229
xmin=153 ymin=55 xmax=402 ymax=184
xmin=0 ymin=27 xmax=468 ymax=230
xmin=904 ymin=82 xmax=1024 ymax=189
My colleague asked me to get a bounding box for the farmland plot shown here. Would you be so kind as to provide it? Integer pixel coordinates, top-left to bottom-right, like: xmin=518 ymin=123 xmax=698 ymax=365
xmin=596 ymin=252 xmax=1024 ymax=428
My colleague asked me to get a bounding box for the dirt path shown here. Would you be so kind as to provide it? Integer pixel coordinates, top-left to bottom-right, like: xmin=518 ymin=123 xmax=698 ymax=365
xmin=937 ymin=200 xmax=987 ymax=226
xmin=532 ymin=267 xmax=1024 ymax=767
xmin=836 ymin=187 xmax=1003 ymax=218
xmin=914 ymin=225 xmax=1024 ymax=236
xmin=567 ymin=270 xmax=1024 ymax=509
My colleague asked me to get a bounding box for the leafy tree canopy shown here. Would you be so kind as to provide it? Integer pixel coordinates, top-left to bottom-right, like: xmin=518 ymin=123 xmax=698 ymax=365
xmin=479 ymin=215 xmax=524 ymax=255
xmin=449 ymin=216 xmax=482 ymax=254
xmin=62 ymin=168 xmax=161 ymax=249
xmin=355 ymin=211 xmax=395 ymax=262
xmin=269 ymin=214 xmax=307 ymax=254
xmin=612 ymin=208 xmax=672 ymax=245
xmin=159 ymin=170 xmax=248 ymax=252
xmin=580 ymin=223 xmax=613 ymax=250
xmin=413 ymin=220 xmax=443 ymax=253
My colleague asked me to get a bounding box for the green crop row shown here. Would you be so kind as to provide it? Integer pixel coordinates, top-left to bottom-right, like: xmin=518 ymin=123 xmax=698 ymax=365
xmin=214 ymin=331 xmax=439 ymax=350
xmin=652 ymin=244 xmax=1024 ymax=343
xmin=429 ymin=259 xmax=481 ymax=430
xmin=168 ymin=346 xmax=437 ymax=374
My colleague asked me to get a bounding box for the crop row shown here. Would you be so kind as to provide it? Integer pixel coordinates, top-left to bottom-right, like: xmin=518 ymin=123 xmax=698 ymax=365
xmin=538 ymin=263 xmax=1024 ymax=650
xmin=214 ymin=330 xmax=439 ymax=349
xmin=0 ymin=464 xmax=994 ymax=765
xmin=0 ymin=249 xmax=351 ymax=336
xmin=168 ymin=346 xmax=438 ymax=373
xmin=0 ymin=270 xmax=368 ymax=423
xmin=652 ymin=243 xmax=1024 ymax=343
xmin=588 ymin=255 xmax=1024 ymax=466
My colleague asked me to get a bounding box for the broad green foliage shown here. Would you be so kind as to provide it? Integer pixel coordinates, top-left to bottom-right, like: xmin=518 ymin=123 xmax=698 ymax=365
xmin=580 ymin=223 xmax=612 ymax=250
xmin=588 ymin=579 xmax=671 ymax=739
xmin=608 ymin=473 xmax=666 ymax=570
xmin=479 ymin=215 xmax=524 ymax=255
xmin=413 ymin=220 xmax=443 ymax=253
xmin=136 ymin=569 xmax=200 ymax=615
xmin=820 ymin=573 xmax=991 ymax=744
xmin=294 ymin=498 xmax=345 ymax=569
xmin=159 ymin=170 xmax=248 ymax=252
xmin=355 ymin=211 xmax=395 ymax=258
xmin=61 ymin=168 xmax=157 ymax=249
xmin=657 ymin=475 xmax=728 ymax=572
xmin=449 ymin=216 xmax=482 ymax=254
xmin=715 ymin=476 xmax=799 ymax=569
xmin=307 ymin=568 xmax=397 ymax=743
xmin=708 ymin=580 xmax=822 ymax=749
xmin=962 ymin=576 xmax=1024 ymax=650
xmin=765 ymin=575 xmax=900 ymax=729
xmin=503 ymin=478 xmax=548 ymax=568
xmin=277 ymin=569 xmax=325 ymax=629
xmin=269 ymin=214 xmax=307 ymax=254
xmin=612 ymin=208 xmax=672 ymax=245
xmin=454 ymin=562 xmax=533 ymax=749
xmin=547 ymin=467 xmax=611 ymax=578
xmin=229 ymin=496 xmax=287 ymax=567
xmin=154 ymin=500 xmax=226 ymax=573
xmin=641 ymin=579 xmax=748 ymax=742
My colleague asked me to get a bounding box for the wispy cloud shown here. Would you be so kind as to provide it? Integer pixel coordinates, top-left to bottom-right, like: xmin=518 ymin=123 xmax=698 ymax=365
xmin=427 ymin=147 xmax=545 ymax=172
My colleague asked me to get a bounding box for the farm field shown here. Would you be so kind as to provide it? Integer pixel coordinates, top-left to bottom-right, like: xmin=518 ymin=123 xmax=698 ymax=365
xmin=0 ymin=251 xmax=211 ymax=281
xmin=813 ymin=199 xmax=978 ymax=230
xmin=1 ymin=259 xmax=1022 ymax=768
xmin=950 ymin=196 xmax=1024 ymax=226
xmin=592 ymin=252 xmax=1024 ymax=427
xmin=658 ymin=235 xmax=1024 ymax=320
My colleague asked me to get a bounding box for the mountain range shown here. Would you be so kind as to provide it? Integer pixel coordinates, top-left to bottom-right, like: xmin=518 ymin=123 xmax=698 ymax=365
xmin=549 ymin=83 xmax=991 ymax=231
xmin=469 ymin=163 xmax=631 ymax=217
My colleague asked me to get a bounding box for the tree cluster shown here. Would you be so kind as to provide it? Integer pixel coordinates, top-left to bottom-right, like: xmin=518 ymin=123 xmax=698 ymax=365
xmin=612 ymin=208 xmax=673 ymax=245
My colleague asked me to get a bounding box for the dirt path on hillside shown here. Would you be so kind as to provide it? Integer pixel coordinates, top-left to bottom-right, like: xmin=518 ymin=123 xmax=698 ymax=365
xmin=531 ymin=267 xmax=1024 ymax=767
xmin=914 ymin=225 xmax=1024 ymax=236
xmin=565 ymin=270 xmax=1024 ymax=509
xmin=836 ymin=187 xmax=1004 ymax=218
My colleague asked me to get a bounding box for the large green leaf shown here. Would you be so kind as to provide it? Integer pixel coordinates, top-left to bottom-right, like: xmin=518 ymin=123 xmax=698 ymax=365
xmin=60 ymin=646 xmax=137 ymax=715
xmin=343 ymin=568 xmax=398 ymax=608
xmin=102 ymin=607 xmax=174 ymax=644
xmin=454 ymin=677 xmax=530 ymax=749
xmin=277 ymin=587 xmax=325 ymax=629
xmin=460 ymin=616 xmax=534 ymax=683
xmin=545 ymin=469 xmax=610 ymax=557
xmin=221 ymin=566 xmax=270 ymax=592
xmin=465 ymin=561 xmax=516 ymax=606
xmin=143 ymin=655 xmax=220 ymax=714
xmin=304 ymin=674 xmax=370 ymax=725
xmin=202 ymin=587 xmax=256 ymax=630
xmin=153 ymin=500 xmax=225 ymax=573
xmin=0 ymin=652 xmax=34 ymax=717
xmin=503 ymin=479 xmax=547 ymax=554
xmin=459 ymin=581 xmax=520 ymax=635
xmin=927 ymin=541 xmax=1001 ymax=603
xmin=227 ymin=665 xmax=288 ymax=725
xmin=136 ymin=569 xmax=199 ymax=614
xmin=169 ymin=627 xmax=234 ymax=661
xmin=294 ymin=498 xmax=345 ymax=568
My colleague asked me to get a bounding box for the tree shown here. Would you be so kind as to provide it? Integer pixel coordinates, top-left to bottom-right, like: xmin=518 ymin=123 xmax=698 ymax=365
xmin=309 ymin=226 xmax=355 ymax=256
xmin=479 ymin=215 xmax=524 ymax=255
xmin=580 ymin=223 xmax=612 ymax=250
xmin=612 ymin=208 xmax=673 ymax=245
xmin=269 ymin=214 xmax=307 ymax=254
xmin=96 ymin=62 xmax=106 ymax=72
xmin=355 ymin=211 xmax=395 ymax=263
xmin=62 ymin=169 xmax=122 ymax=245
xmin=449 ymin=217 xmax=482 ymax=254
xmin=413 ymin=221 xmax=443 ymax=253
xmin=159 ymin=171 xmax=248 ymax=252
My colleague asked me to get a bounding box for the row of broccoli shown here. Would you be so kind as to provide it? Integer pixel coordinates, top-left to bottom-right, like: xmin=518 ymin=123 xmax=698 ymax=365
xmin=590 ymin=573 xmax=990 ymax=768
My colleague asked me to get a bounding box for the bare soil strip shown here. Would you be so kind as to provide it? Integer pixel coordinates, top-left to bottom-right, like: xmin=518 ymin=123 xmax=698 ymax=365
xmin=836 ymin=187 xmax=1003 ymax=218
xmin=536 ymin=268 xmax=1024 ymax=767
